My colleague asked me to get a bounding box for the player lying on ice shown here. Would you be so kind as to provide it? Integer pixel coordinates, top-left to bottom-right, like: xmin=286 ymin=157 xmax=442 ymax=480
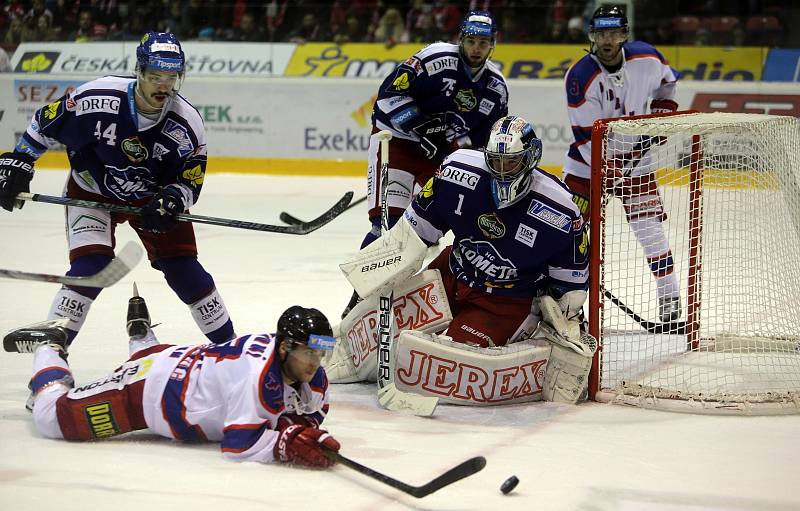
xmin=331 ymin=115 xmax=597 ymax=406
xmin=2 ymin=287 xmax=341 ymax=468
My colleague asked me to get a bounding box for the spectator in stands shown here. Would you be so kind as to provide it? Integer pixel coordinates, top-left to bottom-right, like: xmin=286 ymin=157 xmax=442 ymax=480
xmin=544 ymin=19 xmax=567 ymax=43
xmin=498 ymin=10 xmax=532 ymax=43
xmin=3 ymin=16 xmax=24 ymax=45
xmin=565 ymin=16 xmax=584 ymax=44
xmin=23 ymin=13 xmax=59 ymax=42
xmin=23 ymin=0 xmax=52 ymax=30
xmin=373 ymin=7 xmax=406 ymax=47
xmin=229 ymin=12 xmax=265 ymax=42
xmin=433 ymin=0 xmax=461 ymax=41
xmin=69 ymin=9 xmax=107 ymax=42
xmin=287 ymin=13 xmax=329 ymax=44
xmin=407 ymin=3 xmax=439 ymax=44
xmin=333 ymin=14 xmax=369 ymax=44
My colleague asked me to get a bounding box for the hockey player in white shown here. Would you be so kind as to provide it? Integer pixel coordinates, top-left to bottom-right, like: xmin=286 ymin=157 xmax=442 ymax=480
xmin=562 ymin=6 xmax=682 ymax=322
xmin=3 ymin=289 xmax=341 ymax=468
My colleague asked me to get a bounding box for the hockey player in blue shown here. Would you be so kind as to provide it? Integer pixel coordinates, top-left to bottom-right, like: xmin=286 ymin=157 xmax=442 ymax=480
xmin=344 ymin=116 xmax=589 ymax=348
xmin=0 ymin=32 xmax=236 ymax=345
xmin=344 ymin=10 xmax=509 ymax=317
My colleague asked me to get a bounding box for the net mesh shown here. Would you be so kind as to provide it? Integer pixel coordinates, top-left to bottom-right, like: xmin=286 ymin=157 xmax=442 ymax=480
xmin=592 ymin=112 xmax=800 ymax=414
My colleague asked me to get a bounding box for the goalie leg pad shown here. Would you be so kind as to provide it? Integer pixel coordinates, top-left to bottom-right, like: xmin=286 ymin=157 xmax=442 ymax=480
xmin=324 ymin=269 xmax=453 ymax=383
xmin=392 ymin=330 xmax=550 ymax=405
xmin=543 ymin=342 xmax=593 ymax=404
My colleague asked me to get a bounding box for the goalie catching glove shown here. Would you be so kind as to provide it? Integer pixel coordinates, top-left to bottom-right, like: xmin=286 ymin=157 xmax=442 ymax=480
xmin=274 ymin=415 xmax=340 ymax=468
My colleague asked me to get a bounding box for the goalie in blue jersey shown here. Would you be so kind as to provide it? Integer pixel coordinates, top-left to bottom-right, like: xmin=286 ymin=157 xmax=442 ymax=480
xmin=0 ymin=32 xmax=236 ymax=351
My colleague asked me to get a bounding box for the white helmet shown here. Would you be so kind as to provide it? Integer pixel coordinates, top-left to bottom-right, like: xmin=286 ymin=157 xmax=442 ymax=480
xmin=484 ymin=116 xmax=542 ymax=208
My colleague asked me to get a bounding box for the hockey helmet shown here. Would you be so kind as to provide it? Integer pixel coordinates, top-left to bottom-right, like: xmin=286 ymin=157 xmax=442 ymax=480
xmin=484 ymin=116 xmax=542 ymax=208
xmin=136 ymin=32 xmax=185 ymax=75
xmin=276 ymin=305 xmax=335 ymax=354
xmin=460 ymin=10 xmax=497 ymax=41
xmin=588 ymin=5 xmax=629 ymax=47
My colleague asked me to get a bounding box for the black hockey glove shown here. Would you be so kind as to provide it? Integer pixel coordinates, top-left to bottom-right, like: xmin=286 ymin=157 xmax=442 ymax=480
xmin=141 ymin=186 xmax=184 ymax=233
xmin=0 ymin=151 xmax=35 ymax=212
xmin=411 ymin=116 xmax=450 ymax=160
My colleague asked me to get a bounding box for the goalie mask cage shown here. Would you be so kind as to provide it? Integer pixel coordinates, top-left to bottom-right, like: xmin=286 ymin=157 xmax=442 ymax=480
xmin=588 ymin=111 xmax=800 ymax=415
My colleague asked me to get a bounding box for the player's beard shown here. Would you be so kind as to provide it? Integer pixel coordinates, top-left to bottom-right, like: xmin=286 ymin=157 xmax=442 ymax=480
xmin=596 ymin=42 xmax=622 ymax=67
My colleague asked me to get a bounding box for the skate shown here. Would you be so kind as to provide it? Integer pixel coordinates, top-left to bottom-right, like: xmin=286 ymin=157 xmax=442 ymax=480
xmin=127 ymin=282 xmax=152 ymax=339
xmin=658 ymin=296 xmax=682 ymax=322
xmin=3 ymin=318 xmax=69 ymax=356
xmin=341 ymin=289 xmax=362 ymax=319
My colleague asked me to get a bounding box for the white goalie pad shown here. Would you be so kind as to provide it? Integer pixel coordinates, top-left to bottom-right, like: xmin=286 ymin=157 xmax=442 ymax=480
xmin=323 ymin=269 xmax=453 ymax=383
xmin=392 ymin=330 xmax=551 ymax=406
xmin=535 ymin=321 xmax=597 ymax=404
xmin=339 ymin=216 xmax=428 ymax=298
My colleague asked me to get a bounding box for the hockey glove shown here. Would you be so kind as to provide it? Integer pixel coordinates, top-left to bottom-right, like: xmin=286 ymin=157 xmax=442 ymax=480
xmin=141 ymin=186 xmax=184 ymax=233
xmin=274 ymin=422 xmax=340 ymax=468
xmin=0 ymin=152 xmax=35 ymax=212
xmin=411 ymin=115 xmax=450 ymax=160
xmin=649 ymin=98 xmax=678 ymax=114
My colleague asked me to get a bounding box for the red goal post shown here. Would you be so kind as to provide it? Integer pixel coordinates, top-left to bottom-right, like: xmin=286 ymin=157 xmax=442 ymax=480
xmin=587 ymin=110 xmax=800 ymax=415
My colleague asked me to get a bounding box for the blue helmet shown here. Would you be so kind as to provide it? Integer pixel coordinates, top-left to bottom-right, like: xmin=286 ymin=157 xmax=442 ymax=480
xmin=136 ymin=32 xmax=185 ymax=74
xmin=460 ymin=10 xmax=497 ymax=40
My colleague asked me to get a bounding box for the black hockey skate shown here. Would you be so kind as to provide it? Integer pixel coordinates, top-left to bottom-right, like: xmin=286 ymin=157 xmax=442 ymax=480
xmin=3 ymin=318 xmax=69 ymax=356
xmin=127 ymin=282 xmax=152 ymax=338
xmin=658 ymin=296 xmax=682 ymax=323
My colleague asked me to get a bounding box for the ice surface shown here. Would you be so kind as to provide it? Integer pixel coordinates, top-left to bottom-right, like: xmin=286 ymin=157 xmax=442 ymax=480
xmin=1 ymin=171 xmax=798 ymax=511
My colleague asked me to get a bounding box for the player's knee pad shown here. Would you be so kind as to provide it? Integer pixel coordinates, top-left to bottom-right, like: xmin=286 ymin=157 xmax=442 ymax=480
xmin=623 ymin=193 xmax=666 ymax=222
xmin=324 ymin=269 xmax=453 ymax=383
xmin=392 ymin=330 xmax=550 ymax=405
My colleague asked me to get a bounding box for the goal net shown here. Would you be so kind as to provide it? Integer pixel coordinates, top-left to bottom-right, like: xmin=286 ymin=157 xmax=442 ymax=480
xmin=588 ymin=111 xmax=800 ymax=414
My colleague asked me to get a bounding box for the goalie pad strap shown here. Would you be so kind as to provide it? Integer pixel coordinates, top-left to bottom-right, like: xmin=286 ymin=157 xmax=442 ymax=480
xmin=339 ymin=216 xmax=428 ymax=298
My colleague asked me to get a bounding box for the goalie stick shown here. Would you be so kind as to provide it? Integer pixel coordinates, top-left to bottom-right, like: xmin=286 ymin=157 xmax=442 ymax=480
xmin=0 ymin=241 xmax=143 ymax=287
xmin=327 ymin=450 xmax=486 ymax=499
xmin=374 ymin=130 xmax=438 ymax=416
xmin=16 ymin=192 xmax=354 ymax=235
xmin=280 ymin=195 xmax=367 ymax=226
xmin=604 ymin=289 xmax=687 ymax=335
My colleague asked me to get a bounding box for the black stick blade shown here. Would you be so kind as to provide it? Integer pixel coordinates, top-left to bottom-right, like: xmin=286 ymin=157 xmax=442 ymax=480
xmin=410 ymin=456 xmax=487 ymax=498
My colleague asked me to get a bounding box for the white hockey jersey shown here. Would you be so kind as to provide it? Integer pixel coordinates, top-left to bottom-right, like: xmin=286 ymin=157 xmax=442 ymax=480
xmin=131 ymin=334 xmax=330 ymax=462
xmin=562 ymin=41 xmax=679 ymax=179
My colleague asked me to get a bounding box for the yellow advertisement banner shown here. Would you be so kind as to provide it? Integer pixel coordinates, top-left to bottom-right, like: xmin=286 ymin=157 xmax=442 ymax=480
xmin=285 ymin=43 xmax=765 ymax=81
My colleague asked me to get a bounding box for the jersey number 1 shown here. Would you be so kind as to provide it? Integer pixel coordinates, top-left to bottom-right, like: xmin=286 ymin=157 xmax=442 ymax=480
xmin=94 ymin=121 xmax=117 ymax=146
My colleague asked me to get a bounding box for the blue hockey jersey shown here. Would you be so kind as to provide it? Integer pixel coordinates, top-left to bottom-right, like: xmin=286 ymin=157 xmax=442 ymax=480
xmin=16 ymin=75 xmax=206 ymax=208
xmin=373 ymin=42 xmax=509 ymax=148
xmin=405 ymin=149 xmax=589 ymax=298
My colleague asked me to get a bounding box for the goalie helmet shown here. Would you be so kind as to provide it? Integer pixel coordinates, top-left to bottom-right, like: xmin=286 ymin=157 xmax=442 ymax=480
xmin=276 ymin=305 xmax=335 ymax=352
xmin=484 ymin=115 xmax=542 ymax=209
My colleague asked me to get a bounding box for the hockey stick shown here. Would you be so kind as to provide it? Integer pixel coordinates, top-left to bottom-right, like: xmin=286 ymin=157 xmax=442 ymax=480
xmin=16 ymin=192 xmax=354 ymax=235
xmin=327 ymin=451 xmax=486 ymax=499
xmin=280 ymin=195 xmax=367 ymax=226
xmin=604 ymin=289 xmax=686 ymax=335
xmin=374 ymin=130 xmax=438 ymax=416
xmin=0 ymin=241 xmax=143 ymax=287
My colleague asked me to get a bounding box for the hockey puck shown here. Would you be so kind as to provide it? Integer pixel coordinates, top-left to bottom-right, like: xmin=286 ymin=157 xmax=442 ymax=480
xmin=500 ymin=475 xmax=519 ymax=494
